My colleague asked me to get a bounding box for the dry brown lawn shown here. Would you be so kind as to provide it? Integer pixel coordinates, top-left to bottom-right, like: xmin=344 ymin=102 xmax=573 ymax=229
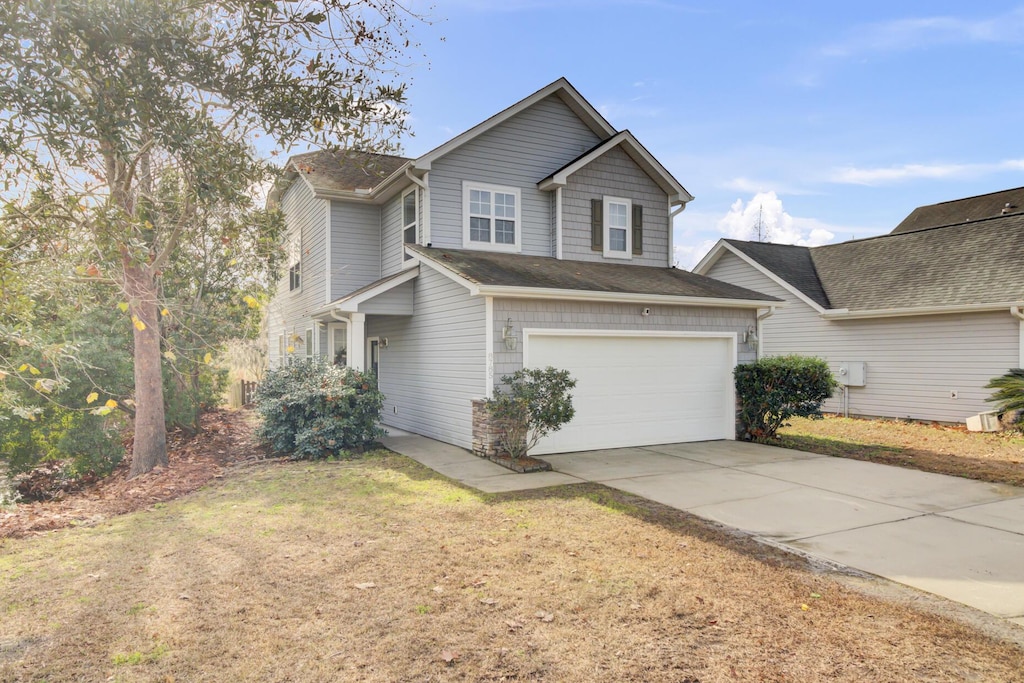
xmin=778 ymin=415 xmax=1024 ymax=486
xmin=3 ymin=451 xmax=1024 ymax=682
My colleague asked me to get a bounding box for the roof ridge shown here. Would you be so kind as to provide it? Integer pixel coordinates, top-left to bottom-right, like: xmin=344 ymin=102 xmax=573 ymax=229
xmin=927 ymin=185 xmax=1024 ymax=207
xmin=821 ymin=209 xmax=1024 ymax=247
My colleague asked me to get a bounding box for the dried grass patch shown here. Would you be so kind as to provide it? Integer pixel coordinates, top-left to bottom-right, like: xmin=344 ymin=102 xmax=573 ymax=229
xmin=2 ymin=453 xmax=1023 ymax=682
xmin=779 ymin=416 xmax=1024 ymax=486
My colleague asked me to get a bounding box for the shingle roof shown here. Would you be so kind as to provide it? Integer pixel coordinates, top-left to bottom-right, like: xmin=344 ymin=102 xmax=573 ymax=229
xmin=891 ymin=186 xmax=1024 ymax=234
xmin=811 ymin=213 xmax=1024 ymax=309
xmin=288 ymin=149 xmax=411 ymax=194
xmin=723 ymin=240 xmax=831 ymax=308
xmin=409 ymin=246 xmax=780 ymax=302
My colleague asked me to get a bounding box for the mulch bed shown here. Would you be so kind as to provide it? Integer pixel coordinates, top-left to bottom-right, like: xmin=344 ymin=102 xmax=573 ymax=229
xmin=0 ymin=409 xmax=267 ymax=539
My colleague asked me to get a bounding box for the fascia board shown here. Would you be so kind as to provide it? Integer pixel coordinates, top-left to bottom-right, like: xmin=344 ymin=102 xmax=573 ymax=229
xmin=821 ymin=301 xmax=1024 ymax=320
xmin=475 ymin=284 xmax=781 ymax=309
xmin=698 ymin=241 xmax=827 ymax=314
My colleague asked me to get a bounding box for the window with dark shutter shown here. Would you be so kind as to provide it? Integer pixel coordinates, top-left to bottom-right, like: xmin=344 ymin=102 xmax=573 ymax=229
xmin=591 ymin=198 xmax=603 ymax=251
xmin=632 ymin=204 xmax=643 ymax=255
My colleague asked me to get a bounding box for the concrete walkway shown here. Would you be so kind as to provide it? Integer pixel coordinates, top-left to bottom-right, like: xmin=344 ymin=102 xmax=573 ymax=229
xmin=381 ymin=431 xmax=1024 ymax=624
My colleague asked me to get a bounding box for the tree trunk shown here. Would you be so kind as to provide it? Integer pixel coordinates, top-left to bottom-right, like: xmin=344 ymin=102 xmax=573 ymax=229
xmin=125 ymin=263 xmax=168 ymax=477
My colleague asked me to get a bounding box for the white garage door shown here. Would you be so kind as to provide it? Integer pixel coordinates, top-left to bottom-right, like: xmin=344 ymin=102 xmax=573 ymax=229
xmin=527 ymin=332 xmax=735 ymax=455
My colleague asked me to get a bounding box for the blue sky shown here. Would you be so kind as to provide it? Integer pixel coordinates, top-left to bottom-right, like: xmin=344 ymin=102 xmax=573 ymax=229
xmin=389 ymin=1 xmax=1024 ymax=268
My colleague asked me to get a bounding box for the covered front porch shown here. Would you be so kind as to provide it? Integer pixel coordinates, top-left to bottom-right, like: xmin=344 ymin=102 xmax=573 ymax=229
xmin=309 ymin=267 xmax=417 ymax=372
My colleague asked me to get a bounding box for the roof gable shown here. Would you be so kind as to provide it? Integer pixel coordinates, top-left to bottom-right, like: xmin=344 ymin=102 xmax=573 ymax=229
xmin=538 ymin=130 xmax=693 ymax=204
xmin=269 ymin=149 xmax=410 ymax=206
xmin=411 ymin=78 xmax=617 ymax=172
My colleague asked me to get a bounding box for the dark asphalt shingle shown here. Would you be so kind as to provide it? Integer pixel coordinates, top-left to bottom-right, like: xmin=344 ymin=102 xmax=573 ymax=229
xmin=892 ymin=187 xmax=1024 ymax=234
xmin=288 ymin=149 xmax=410 ymax=193
xmin=409 ymin=246 xmax=780 ymax=302
xmin=723 ymin=240 xmax=831 ymax=308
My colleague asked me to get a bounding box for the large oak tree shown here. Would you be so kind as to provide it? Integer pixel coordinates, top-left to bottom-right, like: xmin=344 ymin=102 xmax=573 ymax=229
xmin=0 ymin=0 xmax=418 ymax=476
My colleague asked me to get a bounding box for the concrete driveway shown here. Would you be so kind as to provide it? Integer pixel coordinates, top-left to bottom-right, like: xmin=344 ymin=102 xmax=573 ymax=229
xmin=543 ymin=441 xmax=1024 ymax=625
xmin=381 ymin=431 xmax=1024 ymax=624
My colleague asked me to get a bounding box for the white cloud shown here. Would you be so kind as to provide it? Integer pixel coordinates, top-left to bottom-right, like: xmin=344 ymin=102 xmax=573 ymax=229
xmin=830 ymin=159 xmax=1024 ymax=185
xmin=721 ymin=176 xmax=817 ymax=196
xmin=822 ymin=8 xmax=1024 ymax=58
xmin=716 ymin=191 xmax=836 ymax=246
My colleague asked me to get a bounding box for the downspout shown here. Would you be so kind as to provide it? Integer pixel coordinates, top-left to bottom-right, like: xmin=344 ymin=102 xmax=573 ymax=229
xmin=405 ymin=168 xmax=430 ymax=246
xmin=668 ymin=202 xmax=686 ymax=267
xmin=755 ymin=305 xmax=775 ymax=360
xmin=1012 ymin=306 xmax=1024 ymax=368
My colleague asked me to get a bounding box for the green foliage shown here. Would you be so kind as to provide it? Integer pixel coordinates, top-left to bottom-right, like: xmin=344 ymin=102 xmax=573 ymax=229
xmin=485 ymin=367 xmax=577 ymax=460
xmin=0 ymin=407 xmax=124 ymax=478
xmin=254 ymin=359 xmax=385 ymax=459
xmin=734 ymin=355 xmax=837 ymax=441
xmin=985 ymin=368 xmax=1024 ymax=421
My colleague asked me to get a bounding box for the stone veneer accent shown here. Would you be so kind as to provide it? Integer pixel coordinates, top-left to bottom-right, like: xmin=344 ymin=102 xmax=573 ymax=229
xmin=471 ymin=399 xmax=503 ymax=458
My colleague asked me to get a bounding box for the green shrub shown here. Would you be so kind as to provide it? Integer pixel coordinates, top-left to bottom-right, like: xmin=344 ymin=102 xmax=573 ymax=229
xmin=485 ymin=367 xmax=576 ymax=460
xmin=0 ymin=407 xmax=124 ymax=477
xmin=254 ymin=359 xmax=384 ymax=459
xmin=985 ymin=368 xmax=1024 ymax=422
xmin=734 ymin=355 xmax=837 ymax=441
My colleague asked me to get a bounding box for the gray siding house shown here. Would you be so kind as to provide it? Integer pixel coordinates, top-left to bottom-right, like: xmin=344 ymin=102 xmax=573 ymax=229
xmin=266 ymin=78 xmax=779 ymax=455
xmin=693 ymin=188 xmax=1024 ymax=424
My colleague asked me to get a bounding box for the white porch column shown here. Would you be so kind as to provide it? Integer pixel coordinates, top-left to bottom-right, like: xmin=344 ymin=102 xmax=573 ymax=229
xmin=348 ymin=312 xmax=366 ymax=370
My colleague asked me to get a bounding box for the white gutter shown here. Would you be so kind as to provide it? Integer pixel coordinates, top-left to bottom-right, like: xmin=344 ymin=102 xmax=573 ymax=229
xmin=473 ymin=284 xmax=781 ymax=309
xmin=555 ymin=187 xmax=563 ymax=260
xmin=668 ymin=202 xmax=686 ymax=268
xmin=1012 ymin=306 xmax=1024 ymax=368
xmin=405 ymin=168 xmax=431 ymax=246
xmin=821 ymin=301 xmax=1024 ymax=320
xmin=755 ymin=305 xmax=776 ymax=359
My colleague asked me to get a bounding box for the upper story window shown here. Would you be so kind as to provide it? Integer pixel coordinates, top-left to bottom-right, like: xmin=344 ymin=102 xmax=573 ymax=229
xmin=402 ymin=188 xmax=417 ymax=261
xmin=603 ymin=196 xmax=632 ymax=260
xmin=462 ymin=181 xmax=521 ymax=253
xmin=287 ymin=228 xmax=302 ymax=291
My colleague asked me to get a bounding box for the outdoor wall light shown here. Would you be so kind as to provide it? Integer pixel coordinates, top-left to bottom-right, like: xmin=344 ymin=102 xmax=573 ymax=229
xmin=743 ymin=324 xmax=758 ymax=351
xmin=502 ymin=317 xmax=518 ymax=351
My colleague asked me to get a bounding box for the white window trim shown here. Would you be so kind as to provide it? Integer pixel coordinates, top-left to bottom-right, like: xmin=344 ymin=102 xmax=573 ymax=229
xmin=327 ymin=321 xmax=349 ymax=366
xmin=304 ymin=327 xmax=315 ymax=359
xmin=462 ymin=180 xmax=522 ymax=253
xmin=603 ymin=196 xmax=632 ymax=260
xmin=402 ymin=186 xmax=418 ymax=247
xmin=287 ymin=225 xmax=302 ymax=293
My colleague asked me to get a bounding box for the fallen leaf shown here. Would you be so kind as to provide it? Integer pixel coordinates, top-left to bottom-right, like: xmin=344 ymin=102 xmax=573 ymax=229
xmin=800 ymin=604 xmax=810 ymax=611
xmin=354 ymin=582 xmax=376 ymax=590
xmin=441 ymin=649 xmax=459 ymax=664
xmin=432 ymin=586 xmax=444 ymax=594
xmin=479 ymin=597 xmax=497 ymax=606
xmin=535 ymin=610 xmax=554 ymax=622
xmin=810 ymin=593 xmax=822 ymax=599
xmin=505 ymin=619 xmax=523 ymax=630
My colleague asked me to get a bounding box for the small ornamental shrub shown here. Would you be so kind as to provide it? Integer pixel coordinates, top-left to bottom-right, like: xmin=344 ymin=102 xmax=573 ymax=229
xmin=485 ymin=367 xmax=576 ymax=460
xmin=734 ymin=355 xmax=837 ymax=441
xmin=986 ymin=368 xmax=1024 ymax=426
xmin=254 ymin=359 xmax=384 ymax=459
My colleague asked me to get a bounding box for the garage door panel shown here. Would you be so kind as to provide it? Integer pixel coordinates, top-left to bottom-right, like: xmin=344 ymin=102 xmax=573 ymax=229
xmin=528 ymin=333 xmax=734 ymax=455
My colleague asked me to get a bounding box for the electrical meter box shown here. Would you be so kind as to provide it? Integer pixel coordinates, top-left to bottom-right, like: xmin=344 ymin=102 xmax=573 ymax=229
xmin=836 ymin=362 xmax=866 ymax=387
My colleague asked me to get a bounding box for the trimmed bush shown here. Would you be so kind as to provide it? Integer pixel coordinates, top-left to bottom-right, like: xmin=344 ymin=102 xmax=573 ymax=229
xmin=485 ymin=367 xmax=576 ymax=460
xmin=735 ymin=355 xmax=837 ymax=441
xmin=254 ymin=359 xmax=384 ymax=459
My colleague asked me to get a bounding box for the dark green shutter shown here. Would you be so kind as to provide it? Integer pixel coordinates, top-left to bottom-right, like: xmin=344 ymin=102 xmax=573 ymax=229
xmin=591 ymin=198 xmax=603 ymax=251
xmin=632 ymin=204 xmax=643 ymax=255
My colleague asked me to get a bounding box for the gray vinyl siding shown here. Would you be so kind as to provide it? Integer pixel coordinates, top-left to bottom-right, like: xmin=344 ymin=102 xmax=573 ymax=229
xmin=360 ymin=281 xmax=414 ymax=315
xmin=367 ymin=268 xmax=485 ymax=448
xmin=329 ymin=200 xmax=381 ymax=301
xmin=705 ymin=251 xmax=1021 ymax=423
xmin=492 ymin=299 xmax=756 ymax=380
xmin=380 ymin=189 xmax=406 ymax=277
xmin=427 ymin=95 xmax=602 ymax=256
xmin=562 ymin=146 xmax=670 ymax=266
xmin=267 ymin=179 xmax=326 ymax=367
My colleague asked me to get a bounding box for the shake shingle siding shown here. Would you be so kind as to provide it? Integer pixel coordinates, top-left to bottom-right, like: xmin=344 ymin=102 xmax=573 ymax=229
xmin=491 ymin=298 xmax=756 ymax=380
xmin=329 ymin=200 xmax=381 ymax=301
xmin=427 ymin=95 xmax=601 ymax=256
xmin=705 ymin=251 xmax=1020 ymax=422
xmin=267 ymin=179 xmax=326 ymax=367
xmin=367 ymin=268 xmax=486 ymax=448
xmin=562 ymin=146 xmax=669 ymax=266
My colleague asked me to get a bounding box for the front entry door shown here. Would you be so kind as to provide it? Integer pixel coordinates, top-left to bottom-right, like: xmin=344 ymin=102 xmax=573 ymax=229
xmin=367 ymin=337 xmax=380 ymax=383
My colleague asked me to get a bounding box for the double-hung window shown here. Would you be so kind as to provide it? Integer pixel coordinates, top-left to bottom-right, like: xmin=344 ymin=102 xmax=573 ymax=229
xmin=287 ymin=228 xmax=302 ymax=290
xmin=402 ymin=188 xmax=417 ymax=261
xmin=603 ymin=196 xmax=632 ymax=259
xmin=463 ymin=181 xmax=521 ymax=252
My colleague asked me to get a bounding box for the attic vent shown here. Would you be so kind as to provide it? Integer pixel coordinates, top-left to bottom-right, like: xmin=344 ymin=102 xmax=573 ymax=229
xmin=1002 ymin=202 xmax=1016 ymax=215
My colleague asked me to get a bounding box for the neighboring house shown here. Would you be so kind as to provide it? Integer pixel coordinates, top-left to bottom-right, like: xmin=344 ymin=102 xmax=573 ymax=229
xmin=266 ymin=78 xmax=779 ymax=455
xmin=693 ymin=187 xmax=1024 ymax=424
